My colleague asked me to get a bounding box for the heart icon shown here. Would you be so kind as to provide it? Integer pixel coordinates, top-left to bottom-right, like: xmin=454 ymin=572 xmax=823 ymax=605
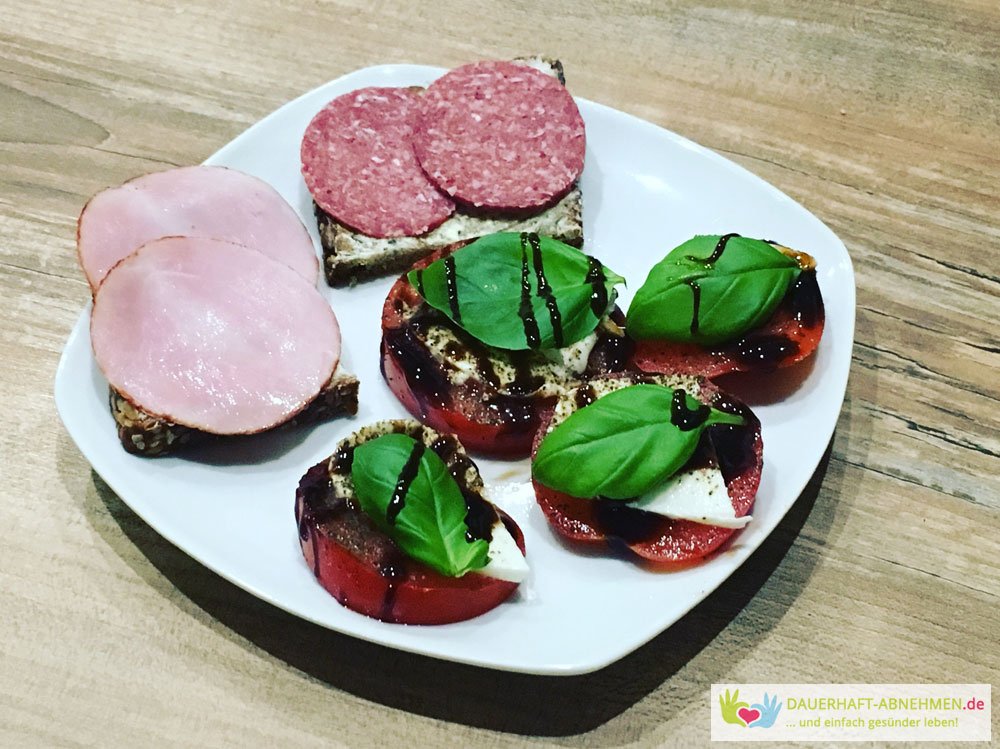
xmin=738 ymin=707 xmax=761 ymax=726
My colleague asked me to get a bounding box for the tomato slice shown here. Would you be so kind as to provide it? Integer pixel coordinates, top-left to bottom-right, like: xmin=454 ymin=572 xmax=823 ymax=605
xmin=531 ymin=376 xmax=763 ymax=565
xmin=630 ymin=269 xmax=825 ymax=378
xmin=380 ymin=246 xmax=631 ymax=458
xmin=296 ymin=461 xmax=525 ymax=625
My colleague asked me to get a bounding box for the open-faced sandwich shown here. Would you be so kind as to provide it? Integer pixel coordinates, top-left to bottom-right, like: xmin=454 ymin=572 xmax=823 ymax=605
xmin=626 ymin=233 xmax=825 ymax=378
xmin=300 ymin=58 xmax=586 ymax=285
xmin=380 ymin=232 xmax=633 ymax=457
xmin=295 ymin=420 xmax=528 ymax=624
xmin=78 ymin=166 xmax=358 ymax=456
xmin=531 ymin=372 xmax=763 ymax=565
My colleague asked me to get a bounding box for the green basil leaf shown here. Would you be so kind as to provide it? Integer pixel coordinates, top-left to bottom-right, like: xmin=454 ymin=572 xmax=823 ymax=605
xmin=627 ymin=234 xmax=801 ymax=344
xmin=351 ymin=433 xmax=488 ymax=577
xmin=408 ymin=232 xmax=625 ymax=351
xmin=532 ymin=384 xmax=744 ymax=499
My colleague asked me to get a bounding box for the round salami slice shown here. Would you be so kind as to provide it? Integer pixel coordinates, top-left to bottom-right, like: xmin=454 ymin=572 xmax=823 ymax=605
xmin=301 ymin=87 xmax=455 ymax=238
xmin=77 ymin=165 xmax=319 ymax=292
xmin=413 ymin=61 xmax=586 ymax=210
xmin=91 ymin=237 xmax=341 ymax=435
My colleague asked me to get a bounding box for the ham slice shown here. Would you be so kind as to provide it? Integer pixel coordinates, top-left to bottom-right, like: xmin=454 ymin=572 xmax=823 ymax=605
xmin=78 ymin=166 xmax=319 ymax=291
xmin=91 ymin=237 xmax=340 ymax=435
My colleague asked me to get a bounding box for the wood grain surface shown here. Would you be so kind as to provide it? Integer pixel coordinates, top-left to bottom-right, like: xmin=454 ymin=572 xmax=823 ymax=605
xmin=2 ymin=0 xmax=997 ymax=746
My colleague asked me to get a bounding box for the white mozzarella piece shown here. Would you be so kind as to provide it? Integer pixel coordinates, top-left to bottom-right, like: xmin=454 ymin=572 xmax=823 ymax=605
xmin=477 ymin=520 xmax=529 ymax=583
xmin=423 ymin=323 xmax=599 ymax=396
xmin=631 ymin=466 xmax=751 ymax=529
xmin=547 ymin=331 xmax=599 ymax=377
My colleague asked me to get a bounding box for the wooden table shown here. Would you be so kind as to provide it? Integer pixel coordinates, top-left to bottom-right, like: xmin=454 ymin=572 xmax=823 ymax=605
xmin=3 ymin=0 xmax=997 ymax=745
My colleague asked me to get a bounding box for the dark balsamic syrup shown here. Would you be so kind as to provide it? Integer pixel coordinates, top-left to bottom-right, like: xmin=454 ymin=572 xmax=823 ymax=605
xmin=734 ymin=335 xmax=799 ymax=365
xmin=670 ymin=388 xmax=711 ymax=431
xmin=443 ymin=256 xmax=461 ymax=323
xmin=585 ymin=256 xmax=608 ymax=317
xmin=574 ymin=384 xmax=597 ymax=409
xmin=518 ymin=236 xmax=542 ymax=348
xmin=707 ymin=396 xmax=757 ymax=482
xmin=386 ymin=441 xmax=426 ymax=526
xmin=789 ymin=269 xmax=824 ymax=328
xmin=526 ymin=232 xmax=564 ymax=347
xmin=463 ymin=493 xmax=498 ymax=543
xmin=413 ymin=268 xmax=427 ymax=298
xmin=382 ymin=326 xmax=452 ymax=409
xmin=686 ymin=280 xmax=702 ymax=336
xmin=685 ymin=232 xmax=740 ymax=265
xmin=334 ymin=443 xmax=355 ymax=473
xmin=429 ymin=435 xmax=497 ymax=543
xmin=378 ymin=556 xmax=408 ymax=623
xmin=683 ymin=233 xmax=739 ymax=336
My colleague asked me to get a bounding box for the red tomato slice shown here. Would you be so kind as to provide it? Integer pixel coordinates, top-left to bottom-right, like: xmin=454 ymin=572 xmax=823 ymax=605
xmin=630 ymin=269 xmax=825 ymax=379
xmin=531 ymin=377 xmax=763 ymax=565
xmin=380 ymin=246 xmax=630 ymax=458
xmin=296 ymin=462 xmax=525 ymax=625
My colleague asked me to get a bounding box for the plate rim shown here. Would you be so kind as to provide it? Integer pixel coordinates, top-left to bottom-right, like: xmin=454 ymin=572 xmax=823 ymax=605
xmin=55 ymin=63 xmax=855 ymax=675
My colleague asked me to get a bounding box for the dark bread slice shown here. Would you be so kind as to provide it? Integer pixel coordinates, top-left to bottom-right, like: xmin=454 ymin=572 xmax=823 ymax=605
xmin=317 ymin=57 xmax=584 ymax=286
xmin=110 ymin=365 xmax=359 ymax=456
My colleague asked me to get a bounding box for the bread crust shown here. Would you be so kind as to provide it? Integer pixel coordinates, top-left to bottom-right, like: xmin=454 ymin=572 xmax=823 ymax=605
xmin=315 ymin=57 xmax=584 ymax=286
xmin=318 ymin=186 xmax=583 ymax=285
xmin=110 ymin=366 xmax=360 ymax=456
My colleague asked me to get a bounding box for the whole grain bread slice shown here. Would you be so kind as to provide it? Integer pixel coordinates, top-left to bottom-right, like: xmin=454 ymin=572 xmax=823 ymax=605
xmin=317 ymin=57 xmax=585 ymax=286
xmin=110 ymin=365 xmax=359 ymax=456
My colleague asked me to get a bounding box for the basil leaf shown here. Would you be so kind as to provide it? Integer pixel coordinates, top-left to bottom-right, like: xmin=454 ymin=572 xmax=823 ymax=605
xmin=409 ymin=232 xmax=625 ymax=351
xmin=532 ymin=384 xmax=744 ymax=499
xmin=627 ymin=234 xmax=801 ymax=345
xmin=351 ymin=433 xmax=488 ymax=577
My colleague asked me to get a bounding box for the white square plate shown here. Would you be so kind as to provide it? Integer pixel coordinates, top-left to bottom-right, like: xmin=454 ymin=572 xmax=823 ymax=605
xmin=56 ymin=64 xmax=854 ymax=675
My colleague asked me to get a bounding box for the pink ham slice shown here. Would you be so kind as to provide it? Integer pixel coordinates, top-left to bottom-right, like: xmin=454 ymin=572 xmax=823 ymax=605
xmin=301 ymin=87 xmax=455 ymax=238
xmin=91 ymin=237 xmax=340 ymax=435
xmin=78 ymin=165 xmax=319 ymax=292
xmin=413 ymin=61 xmax=586 ymax=210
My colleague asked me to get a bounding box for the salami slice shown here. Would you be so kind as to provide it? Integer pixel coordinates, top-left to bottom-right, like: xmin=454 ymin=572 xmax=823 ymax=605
xmin=413 ymin=61 xmax=586 ymax=210
xmin=91 ymin=237 xmax=341 ymax=435
xmin=77 ymin=165 xmax=319 ymax=292
xmin=301 ymin=87 xmax=455 ymax=238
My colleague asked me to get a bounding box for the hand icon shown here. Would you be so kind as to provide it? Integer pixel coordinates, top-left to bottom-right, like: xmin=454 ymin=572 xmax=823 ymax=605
xmin=748 ymin=693 xmax=782 ymax=728
xmin=719 ymin=689 xmax=749 ymax=726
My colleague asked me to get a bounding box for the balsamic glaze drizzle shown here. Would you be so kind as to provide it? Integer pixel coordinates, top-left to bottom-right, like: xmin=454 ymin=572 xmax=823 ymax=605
xmin=442 ymin=256 xmax=461 ymax=324
xmin=429 ymin=436 xmax=497 ymax=543
xmin=463 ymin=492 xmax=498 ymax=543
xmin=334 ymin=443 xmax=355 ymax=473
xmin=585 ymin=256 xmax=608 ymax=317
xmin=386 ymin=441 xmax=426 ymax=526
xmin=682 ymin=233 xmax=741 ymax=336
xmin=574 ymin=384 xmax=597 ymax=410
xmin=518 ymin=236 xmax=542 ymax=348
xmin=686 ymin=232 xmax=741 ymax=265
xmin=526 ymin=232 xmax=564 ymax=347
xmin=670 ymin=388 xmax=712 ymax=431
xmin=686 ymin=280 xmax=702 ymax=336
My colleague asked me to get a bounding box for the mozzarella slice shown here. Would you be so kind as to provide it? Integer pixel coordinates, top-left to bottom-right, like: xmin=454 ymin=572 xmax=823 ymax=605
xmin=630 ymin=466 xmax=751 ymax=529
xmin=540 ymin=331 xmax=600 ymax=376
xmin=477 ymin=520 xmax=529 ymax=583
